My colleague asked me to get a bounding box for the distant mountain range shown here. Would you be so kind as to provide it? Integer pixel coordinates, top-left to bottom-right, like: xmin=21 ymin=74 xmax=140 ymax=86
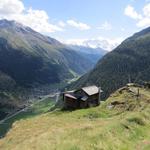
xmin=71 ymin=26 xmax=150 ymax=98
xmin=69 ymin=45 xmax=107 ymax=65
xmin=66 ymin=38 xmax=122 ymax=51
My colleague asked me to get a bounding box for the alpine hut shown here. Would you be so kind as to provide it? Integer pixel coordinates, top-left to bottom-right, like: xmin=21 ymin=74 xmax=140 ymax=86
xmin=63 ymin=85 xmax=102 ymax=109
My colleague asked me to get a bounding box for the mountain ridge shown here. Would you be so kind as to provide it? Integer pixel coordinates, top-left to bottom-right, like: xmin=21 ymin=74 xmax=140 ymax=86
xmin=0 ymin=19 xmax=95 ymax=88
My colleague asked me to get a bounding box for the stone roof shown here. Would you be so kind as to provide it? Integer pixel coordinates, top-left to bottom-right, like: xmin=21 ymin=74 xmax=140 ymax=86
xmin=81 ymin=85 xmax=101 ymax=96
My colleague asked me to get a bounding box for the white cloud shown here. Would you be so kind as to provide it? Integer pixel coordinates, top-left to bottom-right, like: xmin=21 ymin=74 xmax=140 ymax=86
xmin=58 ymin=21 xmax=66 ymax=27
xmin=63 ymin=37 xmax=124 ymax=51
xmin=121 ymin=27 xmax=125 ymax=31
xmin=65 ymin=38 xmax=88 ymax=46
xmin=67 ymin=20 xmax=91 ymax=30
xmin=0 ymin=0 xmax=63 ymax=33
xmin=143 ymin=3 xmax=150 ymax=17
xmin=137 ymin=17 xmax=150 ymax=27
xmin=0 ymin=0 xmax=24 ymax=14
xmin=124 ymin=3 xmax=150 ymax=28
xmin=124 ymin=5 xmax=142 ymax=20
xmin=97 ymin=21 xmax=112 ymax=30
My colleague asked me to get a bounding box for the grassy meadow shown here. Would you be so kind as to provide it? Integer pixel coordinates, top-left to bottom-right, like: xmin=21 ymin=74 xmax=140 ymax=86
xmin=0 ymin=86 xmax=150 ymax=150
xmin=0 ymin=97 xmax=55 ymax=138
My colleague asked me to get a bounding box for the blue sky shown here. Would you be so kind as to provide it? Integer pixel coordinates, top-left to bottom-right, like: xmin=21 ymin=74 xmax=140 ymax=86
xmin=0 ymin=0 xmax=150 ymax=50
xmin=22 ymin=0 xmax=147 ymax=36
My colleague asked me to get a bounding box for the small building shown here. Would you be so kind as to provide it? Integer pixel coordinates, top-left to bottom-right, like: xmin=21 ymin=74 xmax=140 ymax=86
xmin=63 ymin=85 xmax=102 ymax=110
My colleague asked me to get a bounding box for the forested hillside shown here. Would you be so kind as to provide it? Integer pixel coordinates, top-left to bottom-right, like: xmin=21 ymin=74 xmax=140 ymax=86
xmin=71 ymin=27 xmax=150 ymax=98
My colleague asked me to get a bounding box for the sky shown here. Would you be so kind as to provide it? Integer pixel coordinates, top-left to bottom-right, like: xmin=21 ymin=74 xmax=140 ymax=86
xmin=0 ymin=0 xmax=150 ymax=51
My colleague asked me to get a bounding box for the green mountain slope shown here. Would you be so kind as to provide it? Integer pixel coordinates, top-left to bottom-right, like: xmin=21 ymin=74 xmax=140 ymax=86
xmin=0 ymin=85 xmax=150 ymax=150
xmin=0 ymin=19 xmax=94 ymax=89
xmin=71 ymin=27 xmax=150 ymax=98
xmin=0 ymin=19 xmax=95 ymax=120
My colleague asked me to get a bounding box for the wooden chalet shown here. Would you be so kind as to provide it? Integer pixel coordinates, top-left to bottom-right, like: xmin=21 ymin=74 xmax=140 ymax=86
xmin=63 ymin=85 xmax=102 ymax=109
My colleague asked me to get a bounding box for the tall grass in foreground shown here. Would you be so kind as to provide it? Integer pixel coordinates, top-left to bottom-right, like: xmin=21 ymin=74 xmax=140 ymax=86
xmin=0 ymin=87 xmax=150 ymax=150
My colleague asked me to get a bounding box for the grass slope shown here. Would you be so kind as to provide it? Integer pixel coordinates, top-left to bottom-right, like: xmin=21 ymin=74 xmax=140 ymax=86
xmin=0 ymin=97 xmax=55 ymax=138
xmin=0 ymin=85 xmax=150 ymax=150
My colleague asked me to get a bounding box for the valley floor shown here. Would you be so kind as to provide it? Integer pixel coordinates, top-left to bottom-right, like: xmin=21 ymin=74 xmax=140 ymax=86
xmin=0 ymin=86 xmax=150 ymax=150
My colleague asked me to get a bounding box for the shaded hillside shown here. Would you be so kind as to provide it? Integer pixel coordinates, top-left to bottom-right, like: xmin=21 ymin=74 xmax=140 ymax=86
xmin=71 ymin=27 xmax=150 ymax=98
xmin=0 ymin=19 xmax=94 ymax=89
xmin=0 ymin=85 xmax=150 ymax=150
